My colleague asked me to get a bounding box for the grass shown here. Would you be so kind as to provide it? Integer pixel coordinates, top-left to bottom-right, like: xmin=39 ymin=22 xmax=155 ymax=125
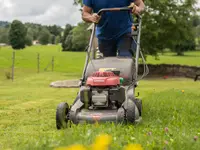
xmin=0 ymin=45 xmax=85 ymax=81
xmin=0 ymin=46 xmax=200 ymax=149
xmin=1 ymin=75 xmax=200 ymax=150
xmin=145 ymin=51 xmax=200 ymax=66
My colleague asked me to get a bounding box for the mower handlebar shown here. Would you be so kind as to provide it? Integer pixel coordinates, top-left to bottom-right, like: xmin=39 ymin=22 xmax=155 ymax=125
xmin=96 ymin=7 xmax=141 ymax=19
xmin=97 ymin=7 xmax=133 ymax=16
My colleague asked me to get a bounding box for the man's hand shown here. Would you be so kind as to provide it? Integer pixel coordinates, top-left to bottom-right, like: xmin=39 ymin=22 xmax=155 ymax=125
xmin=132 ymin=6 xmax=141 ymax=15
xmin=90 ymin=13 xmax=101 ymax=23
xmin=129 ymin=1 xmax=145 ymax=15
xmin=82 ymin=5 xmax=101 ymax=23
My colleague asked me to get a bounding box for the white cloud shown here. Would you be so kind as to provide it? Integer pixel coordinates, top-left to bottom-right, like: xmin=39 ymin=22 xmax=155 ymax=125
xmin=0 ymin=0 xmax=199 ymax=26
xmin=0 ymin=0 xmax=82 ymax=26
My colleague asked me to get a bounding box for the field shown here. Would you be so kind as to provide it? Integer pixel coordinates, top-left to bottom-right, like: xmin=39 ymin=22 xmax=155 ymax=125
xmin=0 ymin=46 xmax=200 ymax=150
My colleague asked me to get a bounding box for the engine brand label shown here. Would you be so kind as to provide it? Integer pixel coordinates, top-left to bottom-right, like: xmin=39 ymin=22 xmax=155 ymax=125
xmin=99 ymin=68 xmax=116 ymax=72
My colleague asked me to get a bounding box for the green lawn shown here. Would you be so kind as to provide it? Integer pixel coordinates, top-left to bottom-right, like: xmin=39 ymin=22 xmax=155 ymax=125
xmin=146 ymin=51 xmax=200 ymax=66
xmin=0 ymin=74 xmax=200 ymax=150
xmin=0 ymin=45 xmax=199 ymax=81
xmin=0 ymin=46 xmax=200 ymax=150
xmin=0 ymin=45 xmax=85 ymax=81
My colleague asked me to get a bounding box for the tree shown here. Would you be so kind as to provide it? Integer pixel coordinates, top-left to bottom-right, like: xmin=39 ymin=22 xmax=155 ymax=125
xmin=194 ymin=24 xmax=200 ymax=47
xmin=74 ymin=0 xmax=82 ymax=6
xmin=38 ymin=28 xmax=51 ymax=45
xmin=47 ymin=25 xmax=62 ymax=37
xmin=0 ymin=27 xmax=9 ymax=44
xmin=193 ymin=15 xmax=200 ymax=27
xmin=62 ymin=24 xmax=73 ymax=51
xmin=193 ymin=15 xmax=200 ymax=47
xmin=62 ymin=22 xmax=90 ymax=51
xmin=26 ymin=28 xmax=34 ymax=39
xmin=0 ymin=21 xmax=10 ymax=27
xmin=71 ymin=22 xmax=90 ymax=51
xmin=141 ymin=0 xmax=198 ymax=55
xmin=55 ymin=36 xmax=61 ymax=45
xmin=25 ymin=34 xmax=33 ymax=46
xmin=9 ymin=20 xmax=27 ymax=49
xmin=63 ymin=31 xmax=73 ymax=51
xmin=50 ymin=34 xmax=55 ymax=44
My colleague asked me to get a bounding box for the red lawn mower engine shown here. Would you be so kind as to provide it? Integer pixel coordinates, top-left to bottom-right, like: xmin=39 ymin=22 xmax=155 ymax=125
xmin=80 ymin=71 xmax=126 ymax=109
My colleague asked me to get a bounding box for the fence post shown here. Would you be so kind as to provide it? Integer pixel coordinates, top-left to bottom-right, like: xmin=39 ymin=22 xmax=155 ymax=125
xmin=12 ymin=51 xmax=15 ymax=82
xmin=37 ymin=53 xmax=40 ymax=73
xmin=52 ymin=56 xmax=54 ymax=72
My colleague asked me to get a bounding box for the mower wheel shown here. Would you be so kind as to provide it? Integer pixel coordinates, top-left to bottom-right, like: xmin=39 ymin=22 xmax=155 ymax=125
xmin=125 ymin=99 xmax=136 ymax=123
xmin=133 ymin=99 xmax=142 ymax=116
xmin=56 ymin=102 xmax=69 ymax=130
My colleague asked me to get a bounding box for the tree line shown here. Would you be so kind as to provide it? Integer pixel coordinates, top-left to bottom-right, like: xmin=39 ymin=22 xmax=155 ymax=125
xmin=0 ymin=20 xmax=64 ymax=49
xmin=0 ymin=20 xmax=90 ymax=51
xmin=0 ymin=0 xmax=200 ymax=55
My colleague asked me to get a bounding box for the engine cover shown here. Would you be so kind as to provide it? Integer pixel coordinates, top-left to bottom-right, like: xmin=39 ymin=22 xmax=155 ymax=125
xmin=85 ymin=57 xmax=135 ymax=85
xmin=86 ymin=71 xmax=120 ymax=87
xmin=86 ymin=77 xmax=120 ymax=87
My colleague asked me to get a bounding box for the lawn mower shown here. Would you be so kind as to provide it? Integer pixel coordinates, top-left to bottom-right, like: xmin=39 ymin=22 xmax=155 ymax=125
xmin=56 ymin=6 xmax=149 ymax=129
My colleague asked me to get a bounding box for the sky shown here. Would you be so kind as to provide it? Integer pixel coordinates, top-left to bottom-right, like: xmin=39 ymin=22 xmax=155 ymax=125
xmin=0 ymin=0 xmax=200 ymax=27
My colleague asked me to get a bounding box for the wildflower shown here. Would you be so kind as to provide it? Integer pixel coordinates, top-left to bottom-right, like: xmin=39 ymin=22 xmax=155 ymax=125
xmin=124 ymin=144 xmax=143 ymax=150
xmin=181 ymin=90 xmax=185 ymax=93
xmin=91 ymin=134 xmax=112 ymax=150
xmin=55 ymin=144 xmax=87 ymax=150
xmin=194 ymin=136 xmax=198 ymax=141
xmin=164 ymin=127 xmax=169 ymax=133
xmin=147 ymin=132 xmax=152 ymax=136
xmin=164 ymin=140 xmax=168 ymax=145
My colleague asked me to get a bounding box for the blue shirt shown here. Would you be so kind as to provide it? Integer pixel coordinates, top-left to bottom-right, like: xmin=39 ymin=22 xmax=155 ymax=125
xmin=83 ymin=0 xmax=134 ymax=40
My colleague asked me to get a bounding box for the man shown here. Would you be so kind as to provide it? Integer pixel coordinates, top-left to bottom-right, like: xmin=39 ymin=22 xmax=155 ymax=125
xmin=82 ymin=0 xmax=145 ymax=57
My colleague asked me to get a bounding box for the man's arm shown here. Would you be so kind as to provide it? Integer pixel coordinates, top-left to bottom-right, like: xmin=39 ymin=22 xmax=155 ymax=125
xmin=82 ymin=5 xmax=100 ymax=23
xmin=132 ymin=0 xmax=145 ymax=15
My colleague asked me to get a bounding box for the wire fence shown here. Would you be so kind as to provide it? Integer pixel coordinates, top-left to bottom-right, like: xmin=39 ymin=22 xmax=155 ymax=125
xmin=1 ymin=51 xmax=59 ymax=81
xmin=0 ymin=46 xmax=86 ymax=81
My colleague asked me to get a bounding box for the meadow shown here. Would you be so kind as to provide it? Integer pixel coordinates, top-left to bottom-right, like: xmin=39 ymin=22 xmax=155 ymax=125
xmin=0 ymin=46 xmax=200 ymax=150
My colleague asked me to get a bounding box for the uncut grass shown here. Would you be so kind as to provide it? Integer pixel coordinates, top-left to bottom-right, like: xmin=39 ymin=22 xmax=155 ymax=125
xmin=0 ymin=75 xmax=200 ymax=150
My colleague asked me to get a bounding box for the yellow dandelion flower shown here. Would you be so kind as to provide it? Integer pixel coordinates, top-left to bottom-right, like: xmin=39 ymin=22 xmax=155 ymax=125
xmin=123 ymin=144 xmax=143 ymax=150
xmin=181 ymin=90 xmax=185 ymax=93
xmin=55 ymin=144 xmax=87 ymax=150
xmin=91 ymin=134 xmax=112 ymax=150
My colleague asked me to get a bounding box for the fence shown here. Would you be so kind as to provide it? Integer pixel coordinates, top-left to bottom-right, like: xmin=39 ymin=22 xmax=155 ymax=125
xmin=0 ymin=46 xmax=86 ymax=82
xmin=2 ymin=51 xmax=56 ymax=81
xmin=1 ymin=49 xmax=200 ymax=82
